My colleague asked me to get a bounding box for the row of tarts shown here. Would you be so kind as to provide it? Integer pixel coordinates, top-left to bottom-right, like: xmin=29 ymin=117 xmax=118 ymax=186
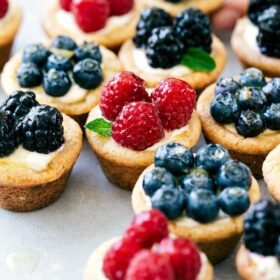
xmin=1 ymin=0 xmax=280 ymax=279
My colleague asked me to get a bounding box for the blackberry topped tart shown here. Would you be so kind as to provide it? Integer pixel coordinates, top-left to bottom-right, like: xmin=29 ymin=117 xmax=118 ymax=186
xmin=119 ymin=7 xmax=226 ymax=90
xmin=132 ymin=143 xmax=261 ymax=264
xmin=43 ymin=0 xmax=140 ymax=49
xmin=1 ymin=35 xmax=122 ymax=125
xmin=231 ymin=0 xmax=280 ymax=77
xmin=85 ymin=72 xmax=201 ymax=190
xmin=85 ymin=209 xmax=213 ymax=280
xmin=0 ymin=91 xmax=82 ymax=212
xmin=197 ymin=68 xmax=280 ymax=178
xmin=236 ymin=200 xmax=280 ymax=280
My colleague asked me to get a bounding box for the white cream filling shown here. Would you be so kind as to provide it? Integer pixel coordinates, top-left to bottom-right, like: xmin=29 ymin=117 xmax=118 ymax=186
xmin=133 ymin=48 xmax=192 ymax=76
xmin=243 ymin=20 xmax=260 ymax=52
xmin=0 ymin=0 xmax=15 ymax=27
xmin=224 ymin=123 xmax=278 ymax=136
xmin=55 ymin=83 xmax=87 ymax=104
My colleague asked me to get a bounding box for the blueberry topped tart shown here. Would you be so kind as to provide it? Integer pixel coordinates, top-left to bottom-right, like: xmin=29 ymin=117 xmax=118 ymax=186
xmin=132 ymin=142 xmax=260 ymax=264
xmin=1 ymin=35 xmax=122 ymax=124
xmin=0 ymin=90 xmax=82 ymax=212
xmin=197 ymin=68 xmax=280 ymax=178
xmin=232 ymin=0 xmax=280 ymax=77
xmin=119 ymin=7 xmax=226 ymax=89
xmin=236 ymin=200 xmax=280 ymax=280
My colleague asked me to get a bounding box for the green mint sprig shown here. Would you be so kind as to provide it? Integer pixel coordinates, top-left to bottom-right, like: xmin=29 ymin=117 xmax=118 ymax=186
xmin=85 ymin=118 xmax=112 ymax=137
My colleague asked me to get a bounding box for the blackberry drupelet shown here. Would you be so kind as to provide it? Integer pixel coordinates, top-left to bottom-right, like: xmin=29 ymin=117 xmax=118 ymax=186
xmin=133 ymin=8 xmax=173 ymax=48
xmin=175 ymin=8 xmax=212 ymax=53
xmin=18 ymin=105 xmax=64 ymax=154
xmin=146 ymin=27 xmax=184 ymax=69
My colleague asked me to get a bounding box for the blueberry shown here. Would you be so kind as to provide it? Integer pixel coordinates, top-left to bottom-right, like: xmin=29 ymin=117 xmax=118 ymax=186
xmin=74 ymin=42 xmax=102 ymax=63
xmin=151 ymin=187 xmax=184 ymax=220
xmin=263 ymin=103 xmax=280 ymax=130
xmin=73 ymin=59 xmax=103 ymax=89
xmin=236 ymin=110 xmax=265 ymax=137
xmin=210 ymin=92 xmax=240 ymax=124
xmin=22 ymin=43 xmax=49 ymax=66
xmin=51 ymin=35 xmax=77 ymax=51
xmin=215 ymin=77 xmax=241 ymax=96
xmin=43 ymin=69 xmax=72 ymax=97
xmin=216 ymin=160 xmax=252 ymax=191
xmin=238 ymin=87 xmax=267 ymax=111
xmin=143 ymin=167 xmax=176 ymax=197
xmin=16 ymin=62 xmax=42 ymax=88
xmin=187 ymin=189 xmax=219 ymax=223
xmin=239 ymin=68 xmax=266 ymax=88
xmin=195 ymin=144 xmax=231 ymax=173
xmin=45 ymin=54 xmax=72 ymax=72
xmin=180 ymin=167 xmax=214 ymax=194
xmin=262 ymin=78 xmax=280 ymax=103
xmin=154 ymin=142 xmax=194 ymax=175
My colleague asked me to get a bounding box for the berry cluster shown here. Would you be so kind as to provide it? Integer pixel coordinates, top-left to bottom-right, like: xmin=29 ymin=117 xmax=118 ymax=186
xmin=103 ymin=209 xmax=202 ymax=280
xmin=143 ymin=143 xmax=252 ymax=223
xmin=133 ymin=7 xmax=212 ymax=69
xmin=244 ymin=200 xmax=280 ymax=259
xmin=211 ymin=68 xmax=280 ymax=137
xmin=59 ymin=0 xmax=133 ymax=33
xmin=17 ymin=35 xmax=103 ymax=97
xmin=0 ymin=91 xmax=64 ymax=155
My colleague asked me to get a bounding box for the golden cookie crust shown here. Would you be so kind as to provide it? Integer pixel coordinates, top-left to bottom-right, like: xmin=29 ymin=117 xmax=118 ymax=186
xmin=119 ymin=36 xmax=227 ymax=90
xmin=231 ymin=18 xmax=280 ymax=77
xmin=43 ymin=0 xmax=140 ymax=49
xmin=84 ymin=237 xmax=213 ymax=280
xmin=139 ymin=0 xmax=223 ymax=16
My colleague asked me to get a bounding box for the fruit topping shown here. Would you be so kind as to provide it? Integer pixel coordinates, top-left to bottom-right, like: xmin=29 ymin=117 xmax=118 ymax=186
xmin=59 ymin=0 xmax=73 ymax=11
xmin=238 ymin=87 xmax=267 ymax=111
xmin=51 ymin=35 xmax=77 ymax=51
xmin=0 ymin=0 xmax=8 ymax=19
xmin=45 ymin=54 xmax=73 ymax=72
xmin=215 ymin=77 xmax=241 ymax=96
xmin=22 ymin=44 xmax=49 ymax=66
xmin=108 ymin=0 xmax=133 ymax=16
xmin=263 ymin=103 xmax=280 ymax=130
xmin=262 ymin=78 xmax=280 ymax=103
xmin=248 ymin=0 xmax=275 ymax=25
xmin=239 ymin=68 xmax=266 ymax=88
xmin=17 ymin=62 xmax=43 ymax=88
xmin=73 ymin=42 xmax=102 ymax=63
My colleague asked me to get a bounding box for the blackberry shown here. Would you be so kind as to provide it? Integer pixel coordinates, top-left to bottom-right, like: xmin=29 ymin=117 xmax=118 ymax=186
xmin=18 ymin=105 xmax=64 ymax=154
xmin=133 ymin=8 xmax=173 ymax=48
xmin=244 ymin=200 xmax=280 ymax=256
xmin=146 ymin=27 xmax=184 ymax=69
xmin=175 ymin=8 xmax=212 ymax=53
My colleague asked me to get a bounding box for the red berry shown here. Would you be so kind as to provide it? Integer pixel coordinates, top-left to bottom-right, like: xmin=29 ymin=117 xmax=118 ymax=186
xmin=151 ymin=78 xmax=196 ymax=131
xmin=59 ymin=0 xmax=73 ymax=11
xmin=108 ymin=0 xmax=133 ymax=16
xmin=154 ymin=238 xmax=201 ymax=280
xmin=0 ymin=0 xmax=9 ymax=19
xmin=125 ymin=250 xmax=174 ymax=280
xmin=103 ymin=237 xmax=142 ymax=280
xmin=100 ymin=71 xmax=149 ymax=121
xmin=124 ymin=209 xmax=168 ymax=248
xmin=112 ymin=101 xmax=164 ymax=151
xmin=72 ymin=0 xmax=110 ymax=33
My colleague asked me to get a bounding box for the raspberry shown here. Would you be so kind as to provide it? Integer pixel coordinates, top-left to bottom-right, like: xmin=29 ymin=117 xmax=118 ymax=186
xmin=124 ymin=209 xmax=168 ymax=248
xmin=108 ymin=0 xmax=133 ymax=16
xmin=112 ymin=101 xmax=164 ymax=151
xmin=103 ymin=238 xmax=142 ymax=280
xmin=100 ymin=72 xmax=149 ymax=121
xmin=0 ymin=0 xmax=9 ymax=19
xmin=151 ymin=79 xmax=196 ymax=130
xmin=155 ymin=238 xmax=201 ymax=280
xmin=125 ymin=250 xmax=174 ymax=280
xmin=72 ymin=0 xmax=110 ymax=33
xmin=59 ymin=0 xmax=73 ymax=11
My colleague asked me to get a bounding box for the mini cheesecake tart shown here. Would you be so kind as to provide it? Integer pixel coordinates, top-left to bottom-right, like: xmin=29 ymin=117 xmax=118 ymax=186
xmin=0 ymin=0 xmax=22 ymax=70
xmin=43 ymin=0 xmax=140 ymax=49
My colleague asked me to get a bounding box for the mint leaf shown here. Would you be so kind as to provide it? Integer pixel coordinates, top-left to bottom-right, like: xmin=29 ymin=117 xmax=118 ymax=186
xmin=181 ymin=48 xmax=216 ymax=72
xmin=85 ymin=118 xmax=112 ymax=137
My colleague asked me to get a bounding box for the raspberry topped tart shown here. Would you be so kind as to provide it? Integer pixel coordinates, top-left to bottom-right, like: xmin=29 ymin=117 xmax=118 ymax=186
xmin=85 ymin=72 xmax=201 ymax=190
xmin=85 ymin=209 xmax=213 ymax=280
xmin=0 ymin=0 xmax=22 ymax=70
xmin=132 ymin=143 xmax=261 ymax=263
xmin=197 ymin=68 xmax=280 ymax=178
xmin=232 ymin=0 xmax=280 ymax=77
xmin=236 ymin=200 xmax=280 ymax=280
xmin=43 ymin=0 xmax=139 ymax=49
xmin=1 ymin=35 xmax=122 ymax=124
xmin=119 ymin=7 xmax=226 ymax=90
xmin=0 ymin=91 xmax=82 ymax=212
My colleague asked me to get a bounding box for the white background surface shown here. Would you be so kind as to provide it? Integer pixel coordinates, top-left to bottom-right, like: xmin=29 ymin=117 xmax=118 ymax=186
xmin=0 ymin=1 xmax=267 ymax=279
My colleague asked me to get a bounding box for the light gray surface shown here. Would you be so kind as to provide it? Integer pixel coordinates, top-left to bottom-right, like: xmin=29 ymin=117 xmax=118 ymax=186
xmin=0 ymin=1 xmax=267 ymax=279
